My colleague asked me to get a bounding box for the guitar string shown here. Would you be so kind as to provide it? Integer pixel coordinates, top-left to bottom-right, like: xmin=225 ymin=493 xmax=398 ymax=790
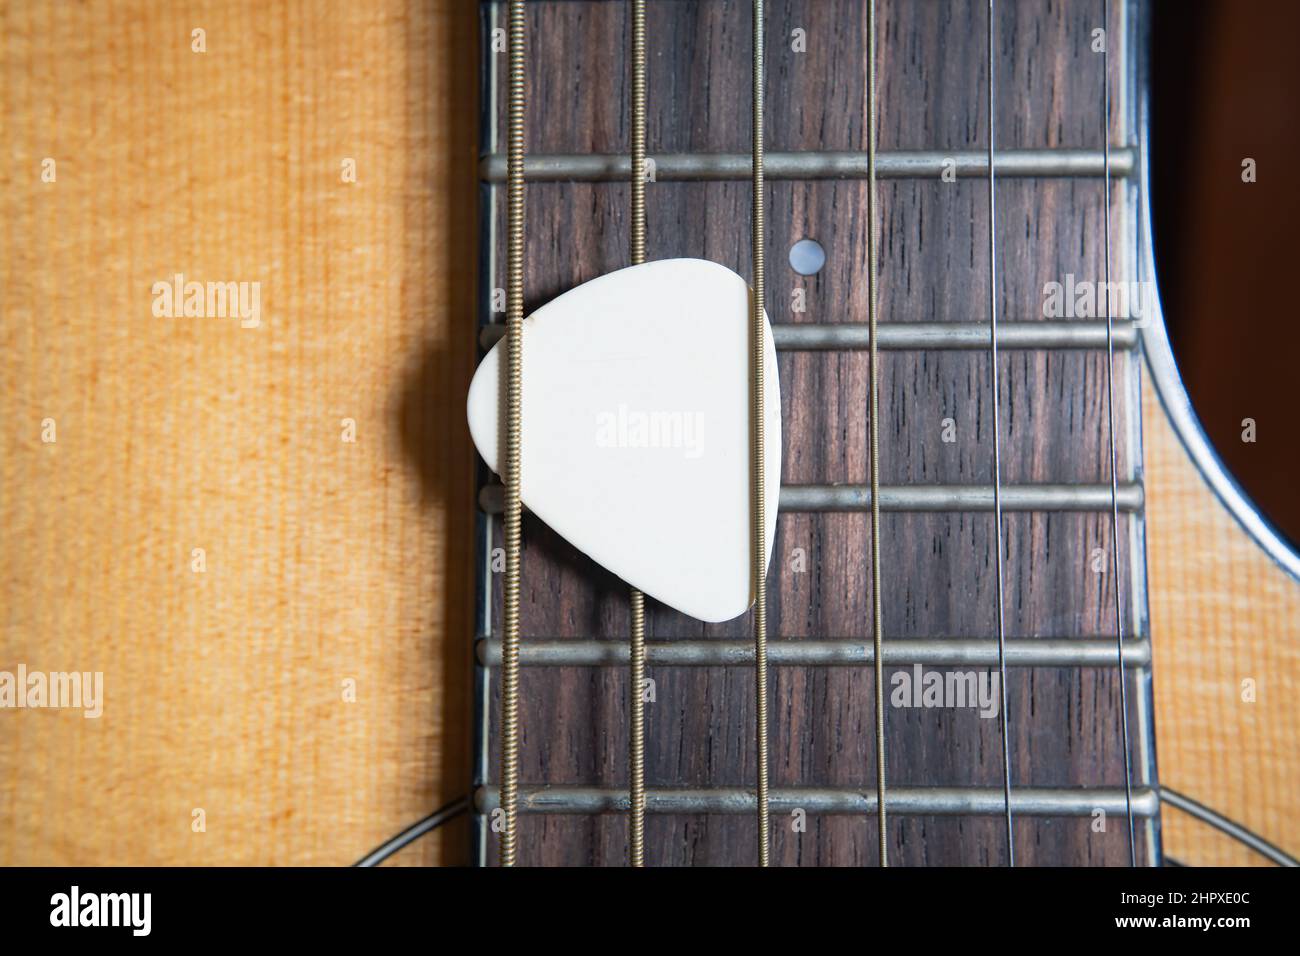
xmin=499 ymin=0 xmax=526 ymax=869
xmin=865 ymin=0 xmax=888 ymax=868
xmin=986 ymin=0 xmax=1016 ymax=866
xmin=352 ymin=797 xmax=470 ymax=868
xmin=751 ymin=0 xmax=771 ymax=867
xmin=1101 ymin=0 xmax=1138 ymax=867
xmin=628 ymin=0 xmax=648 ymax=869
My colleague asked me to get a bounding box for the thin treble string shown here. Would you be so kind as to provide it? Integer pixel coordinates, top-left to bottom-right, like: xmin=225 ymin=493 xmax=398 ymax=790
xmin=986 ymin=0 xmax=1015 ymax=867
xmin=628 ymin=0 xmax=648 ymax=869
xmin=865 ymin=0 xmax=888 ymax=868
xmin=1101 ymin=0 xmax=1138 ymax=867
xmin=751 ymin=0 xmax=771 ymax=867
xmin=499 ymin=0 xmax=526 ymax=869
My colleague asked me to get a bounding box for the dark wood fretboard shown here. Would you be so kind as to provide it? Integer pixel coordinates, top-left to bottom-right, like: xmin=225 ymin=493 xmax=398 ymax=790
xmin=472 ymin=0 xmax=1158 ymax=866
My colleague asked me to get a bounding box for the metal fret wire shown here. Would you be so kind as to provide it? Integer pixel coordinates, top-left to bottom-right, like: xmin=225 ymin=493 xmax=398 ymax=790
xmin=478 ymin=481 xmax=1145 ymax=517
xmin=499 ymin=0 xmax=526 ymax=869
xmin=865 ymin=0 xmax=888 ymax=868
xmin=751 ymin=0 xmax=770 ymax=867
xmin=1102 ymin=0 xmax=1138 ymax=867
xmin=627 ymin=0 xmax=648 ymax=869
xmin=481 ymin=320 xmax=1141 ymax=352
xmin=986 ymin=0 xmax=1016 ymax=866
xmin=478 ymin=148 xmax=1135 ymax=183
xmin=477 ymin=636 xmax=1153 ymax=669
xmin=479 ymin=785 xmax=1160 ymax=818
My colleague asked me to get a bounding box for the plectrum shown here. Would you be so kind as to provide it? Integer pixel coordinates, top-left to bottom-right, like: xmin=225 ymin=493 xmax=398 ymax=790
xmin=466 ymin=258 xmax=781 ymax=623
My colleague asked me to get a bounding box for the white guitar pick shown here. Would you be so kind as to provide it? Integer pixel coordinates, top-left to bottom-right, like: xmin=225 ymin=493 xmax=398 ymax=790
xmin=466 ymin=258 xmax=781 ymax=623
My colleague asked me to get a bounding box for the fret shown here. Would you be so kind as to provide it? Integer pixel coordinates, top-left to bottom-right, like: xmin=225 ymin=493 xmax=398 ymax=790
xmin=479 ymin=148 xmax=1136 ymax=183
xmin=480 ymin=320 xmax=1140 ymax=352
xmin=475 ymin=786 xmax=1161 ymax=819
xmin=478 ymin=483 xmax=1144 ymax=515
xmin=476 ymin=637 xmax=1152 ymax=669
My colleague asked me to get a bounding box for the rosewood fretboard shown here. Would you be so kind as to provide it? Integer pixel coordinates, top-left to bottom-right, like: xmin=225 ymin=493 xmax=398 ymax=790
xmin=471 ymin=0 xmax=1158 ymax=866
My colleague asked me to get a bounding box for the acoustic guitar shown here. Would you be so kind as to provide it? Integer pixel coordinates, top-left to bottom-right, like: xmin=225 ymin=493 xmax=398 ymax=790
xmin=1 ymin=0 xmax=1296 ymax=869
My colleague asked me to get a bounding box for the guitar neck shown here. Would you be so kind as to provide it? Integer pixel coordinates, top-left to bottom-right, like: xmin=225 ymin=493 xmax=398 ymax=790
xmin=472 ymin=0 xmax=1156 ymax=866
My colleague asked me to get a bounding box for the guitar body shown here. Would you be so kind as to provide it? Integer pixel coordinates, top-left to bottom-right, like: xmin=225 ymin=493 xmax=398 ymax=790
xmin=0 ymin=0 xmax=1294 ymax=867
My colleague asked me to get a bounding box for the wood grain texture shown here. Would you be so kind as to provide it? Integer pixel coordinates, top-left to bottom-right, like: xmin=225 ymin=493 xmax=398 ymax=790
xmin=1144 ymin=380 xmax=1300 ymax=866
xmin=0 ymin=0 xmax=478 ymax=865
